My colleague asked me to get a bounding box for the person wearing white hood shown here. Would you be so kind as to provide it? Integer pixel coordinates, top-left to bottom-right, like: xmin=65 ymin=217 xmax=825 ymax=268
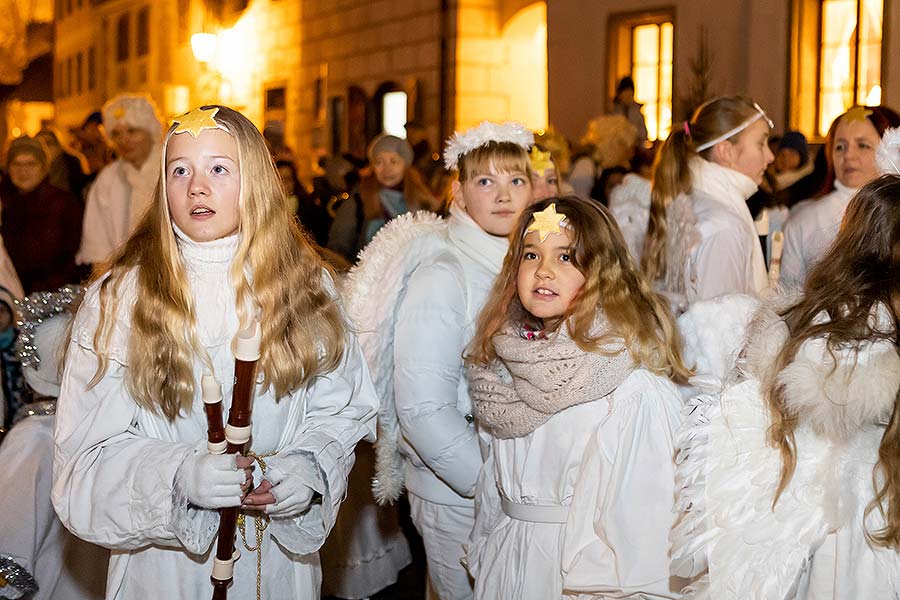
xmin=642 ymin=96 xmax=774 ymax=309
xmin=343 ymin=121 xmax=535 ymax=599
xmin=779 ymin=105 xmax=900 ymax=290
xmin=76 ymin=93 xmax=163 ymax=266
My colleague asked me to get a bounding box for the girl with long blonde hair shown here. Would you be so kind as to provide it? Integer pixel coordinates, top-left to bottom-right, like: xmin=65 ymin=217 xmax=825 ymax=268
xmin=671 ymin=175 xmax=900 ymax=598
xmin=645 ymin=96 xmax=774 ymax=306
xmin=465 ymin=196 xmax=688 ymax=599
xmin=52 ymin=105 xmax=377 ymax=599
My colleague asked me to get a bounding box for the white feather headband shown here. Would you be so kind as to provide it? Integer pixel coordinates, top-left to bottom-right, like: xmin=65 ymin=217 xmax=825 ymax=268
xmin=876 ymin=127 xmax=900 ymax=176
xmin=443 ymin=121 xmax=534 ymax=171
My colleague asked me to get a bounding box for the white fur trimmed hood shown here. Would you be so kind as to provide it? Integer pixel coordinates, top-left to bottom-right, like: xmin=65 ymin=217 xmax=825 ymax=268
xmin=743 ymin=298 xmax=900 ymax=440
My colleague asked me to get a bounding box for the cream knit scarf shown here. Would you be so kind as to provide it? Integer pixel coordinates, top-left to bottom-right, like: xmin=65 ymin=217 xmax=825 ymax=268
xmin=468 ymin=319 xmax=634 ymax=439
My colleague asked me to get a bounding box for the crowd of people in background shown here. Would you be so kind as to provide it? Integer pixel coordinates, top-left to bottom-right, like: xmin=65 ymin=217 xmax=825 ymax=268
xmin=1 ymin=76 xmax=900 ymax=600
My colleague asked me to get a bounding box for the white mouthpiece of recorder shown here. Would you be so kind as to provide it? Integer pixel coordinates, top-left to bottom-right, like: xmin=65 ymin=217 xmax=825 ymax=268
xmin=234 ymin=321 xmax=261 ymax=362
xmin=201 ymin=374 xmax=222 ymax=404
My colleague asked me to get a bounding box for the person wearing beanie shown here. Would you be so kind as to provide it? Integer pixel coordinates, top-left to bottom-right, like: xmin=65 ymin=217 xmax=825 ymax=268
xmin=1 ymin=137 xmax=83 ymax=295
xmin=76 ymin=93 xmax=163 ymax=266
xmin=774 ymin=130 xmax=809 ymax=172
xmin=327 ymin=133 xmax=437 ymax=261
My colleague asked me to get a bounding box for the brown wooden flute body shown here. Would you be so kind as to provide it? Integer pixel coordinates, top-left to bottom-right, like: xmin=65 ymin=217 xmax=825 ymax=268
xmin=210 ymin=322 xmax=261 ymax=600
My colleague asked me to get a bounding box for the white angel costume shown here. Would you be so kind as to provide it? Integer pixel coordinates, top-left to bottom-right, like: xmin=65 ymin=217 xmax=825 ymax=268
xmin=344 ymin=205 xmax=508 ymax=600
xmin=671 ymin=296 xmax=900 ymax=599
xmin=1 ymin=288 xmax=108 ymax=600
xmin=778 ymin=182 xmax=855 ymax=291
xmin=608 ymin=173 xmax=651 ymax=263
xmin=664 ymin=158 xmax=768 ymax=306
xmin=53 ymin=229 xmax=378 ymax=599
xmin=465 ymin=323 xmax=683 ymax=599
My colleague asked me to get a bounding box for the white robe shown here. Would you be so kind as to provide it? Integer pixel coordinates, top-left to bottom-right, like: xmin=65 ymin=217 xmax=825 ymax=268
xmin=466 ymin=369 xmax=683 ymax=599
xmin=0 ymin=415 xmax=108 ymax=600
xmin=53 ymin=230 xmax=378 ymax=599
xmin=778 ymin=182 xmax=855 ymax=291
xmin=76 ymin=153 xmax=160 ymax=265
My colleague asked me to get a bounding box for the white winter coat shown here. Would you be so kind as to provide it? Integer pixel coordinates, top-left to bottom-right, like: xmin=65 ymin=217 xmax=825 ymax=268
xmin=393 ymin=204 xmax=509 ymax=506
xmin=665 ymin=159 xmax=767 ymax=305
xmin=53 ymin=229 xmax=378 ymax=599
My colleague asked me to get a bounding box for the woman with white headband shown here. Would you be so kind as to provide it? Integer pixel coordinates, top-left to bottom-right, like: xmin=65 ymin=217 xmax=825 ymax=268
xmin=643 ymin=96 xmax=774 ymax=308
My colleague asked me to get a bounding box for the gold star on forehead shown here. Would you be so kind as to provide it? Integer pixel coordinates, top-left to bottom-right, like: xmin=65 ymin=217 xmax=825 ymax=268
xmin=842 ymin=106 xmax=873 ymax=124
xmin=113 ymin=107 xmax=126 ymax=119
xmin=529 ymin=147 xmax=554 ymax=173
xmin=173 ymin=107 xmax=222 ymax=138
xmin=526 ymin=204 xmax=567 ymax=242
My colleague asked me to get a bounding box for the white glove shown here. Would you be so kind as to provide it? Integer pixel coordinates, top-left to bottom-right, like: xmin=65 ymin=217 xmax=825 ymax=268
xmin=176 ymin=450 xmax=247 ymax=509
xmin=264 ymin=462 xmax=318 ymax=518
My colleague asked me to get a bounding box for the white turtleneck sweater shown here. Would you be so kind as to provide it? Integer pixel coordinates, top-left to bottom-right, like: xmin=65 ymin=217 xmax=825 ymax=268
xmin=53 ymin=227 xmax=377 ymax=599
xmin=779 ymin=181 xmax=857 ymax=291
xmin=665 ymin=158 xmax=767 ymax=305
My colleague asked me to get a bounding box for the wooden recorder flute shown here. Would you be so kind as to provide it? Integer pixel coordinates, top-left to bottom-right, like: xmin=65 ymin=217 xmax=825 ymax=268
xmin=206 ymin=321 xmax=262 ymax=600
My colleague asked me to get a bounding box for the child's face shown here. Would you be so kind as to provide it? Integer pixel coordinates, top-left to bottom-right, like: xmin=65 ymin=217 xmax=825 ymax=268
xmin=722 ymin=118 xmax=774 ymax=185
xmin=517 ymin=228 xmax=585 ymax=325
xmin=166 ymin=128 xmax=241 ymax=242
xmin=530 ymin=167 xmax=559 ymax=202
xmin=454 ymin=166 xmax=532 ymax=237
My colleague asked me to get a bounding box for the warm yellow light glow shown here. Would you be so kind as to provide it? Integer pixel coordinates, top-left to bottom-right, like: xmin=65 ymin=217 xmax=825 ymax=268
xmin=191 ymin=33 xmax=218 ymax=64
xmin=382 ymin=91 xmax=408 ymax=138
xmin=11 ymin=127 xmax=21 ymax=137
xmin=454 ymin=2 xmax=548 ymax=130
xmin=817 ymin=0 xmax=883 ymax=136
xmin=632 ymin=21 xmax=673 ymax=141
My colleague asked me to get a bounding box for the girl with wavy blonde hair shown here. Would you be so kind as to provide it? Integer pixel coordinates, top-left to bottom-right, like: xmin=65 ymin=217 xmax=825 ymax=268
xmin=53 ymin=104 xmax=377 ymax=599
xmin=464 ymin=195 xmax=688 ymax=599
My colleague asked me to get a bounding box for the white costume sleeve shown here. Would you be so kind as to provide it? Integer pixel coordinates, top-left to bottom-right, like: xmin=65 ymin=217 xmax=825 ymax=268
xmin=52 ymin=343 xmax=213 ymax=553
xmin=264 ymin=332 xmax=378 ymax=555
xmin=394 ymin=260 xmax=481 ymax=497
xmin=561 ymin=370 xmax=682 ymax=598
xmin=691 ymin=228 xmax=756 ymax=301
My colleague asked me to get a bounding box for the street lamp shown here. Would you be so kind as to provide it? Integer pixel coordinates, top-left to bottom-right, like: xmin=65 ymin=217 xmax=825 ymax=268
xmin=191 ymin=32 xmax=218 ymax=64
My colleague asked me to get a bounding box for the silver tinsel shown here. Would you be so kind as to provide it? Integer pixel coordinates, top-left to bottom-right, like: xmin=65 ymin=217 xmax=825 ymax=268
xmin=13 ymin=286 xmax=83 ymax=370
xmin=0 ymin=554 xmax=39 ymax=597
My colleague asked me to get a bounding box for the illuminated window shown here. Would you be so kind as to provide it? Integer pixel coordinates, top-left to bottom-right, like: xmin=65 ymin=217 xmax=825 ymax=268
xmin=817 ymin=0 xmax=882 ymax=136
xmin=631 ymin=22 xmax=673 ymax=141
xmin=609 ymin=10 xmax=674 ymax=142
xmin=382 ymin=91 xmax=408 ymax=139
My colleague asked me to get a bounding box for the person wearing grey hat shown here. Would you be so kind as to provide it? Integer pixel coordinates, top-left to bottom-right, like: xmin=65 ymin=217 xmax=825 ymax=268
xmin=327 ymin=134 xmax=438 ymax=261
xmin=1 ymin=137 xmax=83 ymax=295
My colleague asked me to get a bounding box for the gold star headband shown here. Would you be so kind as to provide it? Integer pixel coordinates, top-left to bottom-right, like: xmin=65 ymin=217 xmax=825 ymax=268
xmin=842 ymin=106 xmax=873 ymax=124
xmin=529 ymin=147 xmax=554 ymax=173
xmin=172 ymin=106 xmax=223 ymax=138
xmin=525 ymin=204 xmax=572 ymax=242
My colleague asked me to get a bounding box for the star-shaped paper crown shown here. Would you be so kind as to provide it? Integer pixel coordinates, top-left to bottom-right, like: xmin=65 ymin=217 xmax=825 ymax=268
xmin=443 ymin=121 xmax=534 ymax=171
xmin=842 ymin=106 xmax=873 ymax=124
xmin=172 ymin=106 xmax=222 ymax=138
xmin=525 ymin=204 xmax=571 ymax=242
xmin=529 ymin=146 xmax=554 ymax=173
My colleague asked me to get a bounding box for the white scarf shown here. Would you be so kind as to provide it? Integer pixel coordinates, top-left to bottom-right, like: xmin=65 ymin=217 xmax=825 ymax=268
xmin=447 ymin=201 xmax=509 ymax=275
xmin=690 ymin=158 xmax=768 ymax=293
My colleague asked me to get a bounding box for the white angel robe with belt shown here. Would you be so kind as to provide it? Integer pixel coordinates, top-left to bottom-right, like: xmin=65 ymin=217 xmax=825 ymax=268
xmin=466 ymin=369 xmax=683 ymax=599
xmin=52 ymin=229 xmax=377 ymax=599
